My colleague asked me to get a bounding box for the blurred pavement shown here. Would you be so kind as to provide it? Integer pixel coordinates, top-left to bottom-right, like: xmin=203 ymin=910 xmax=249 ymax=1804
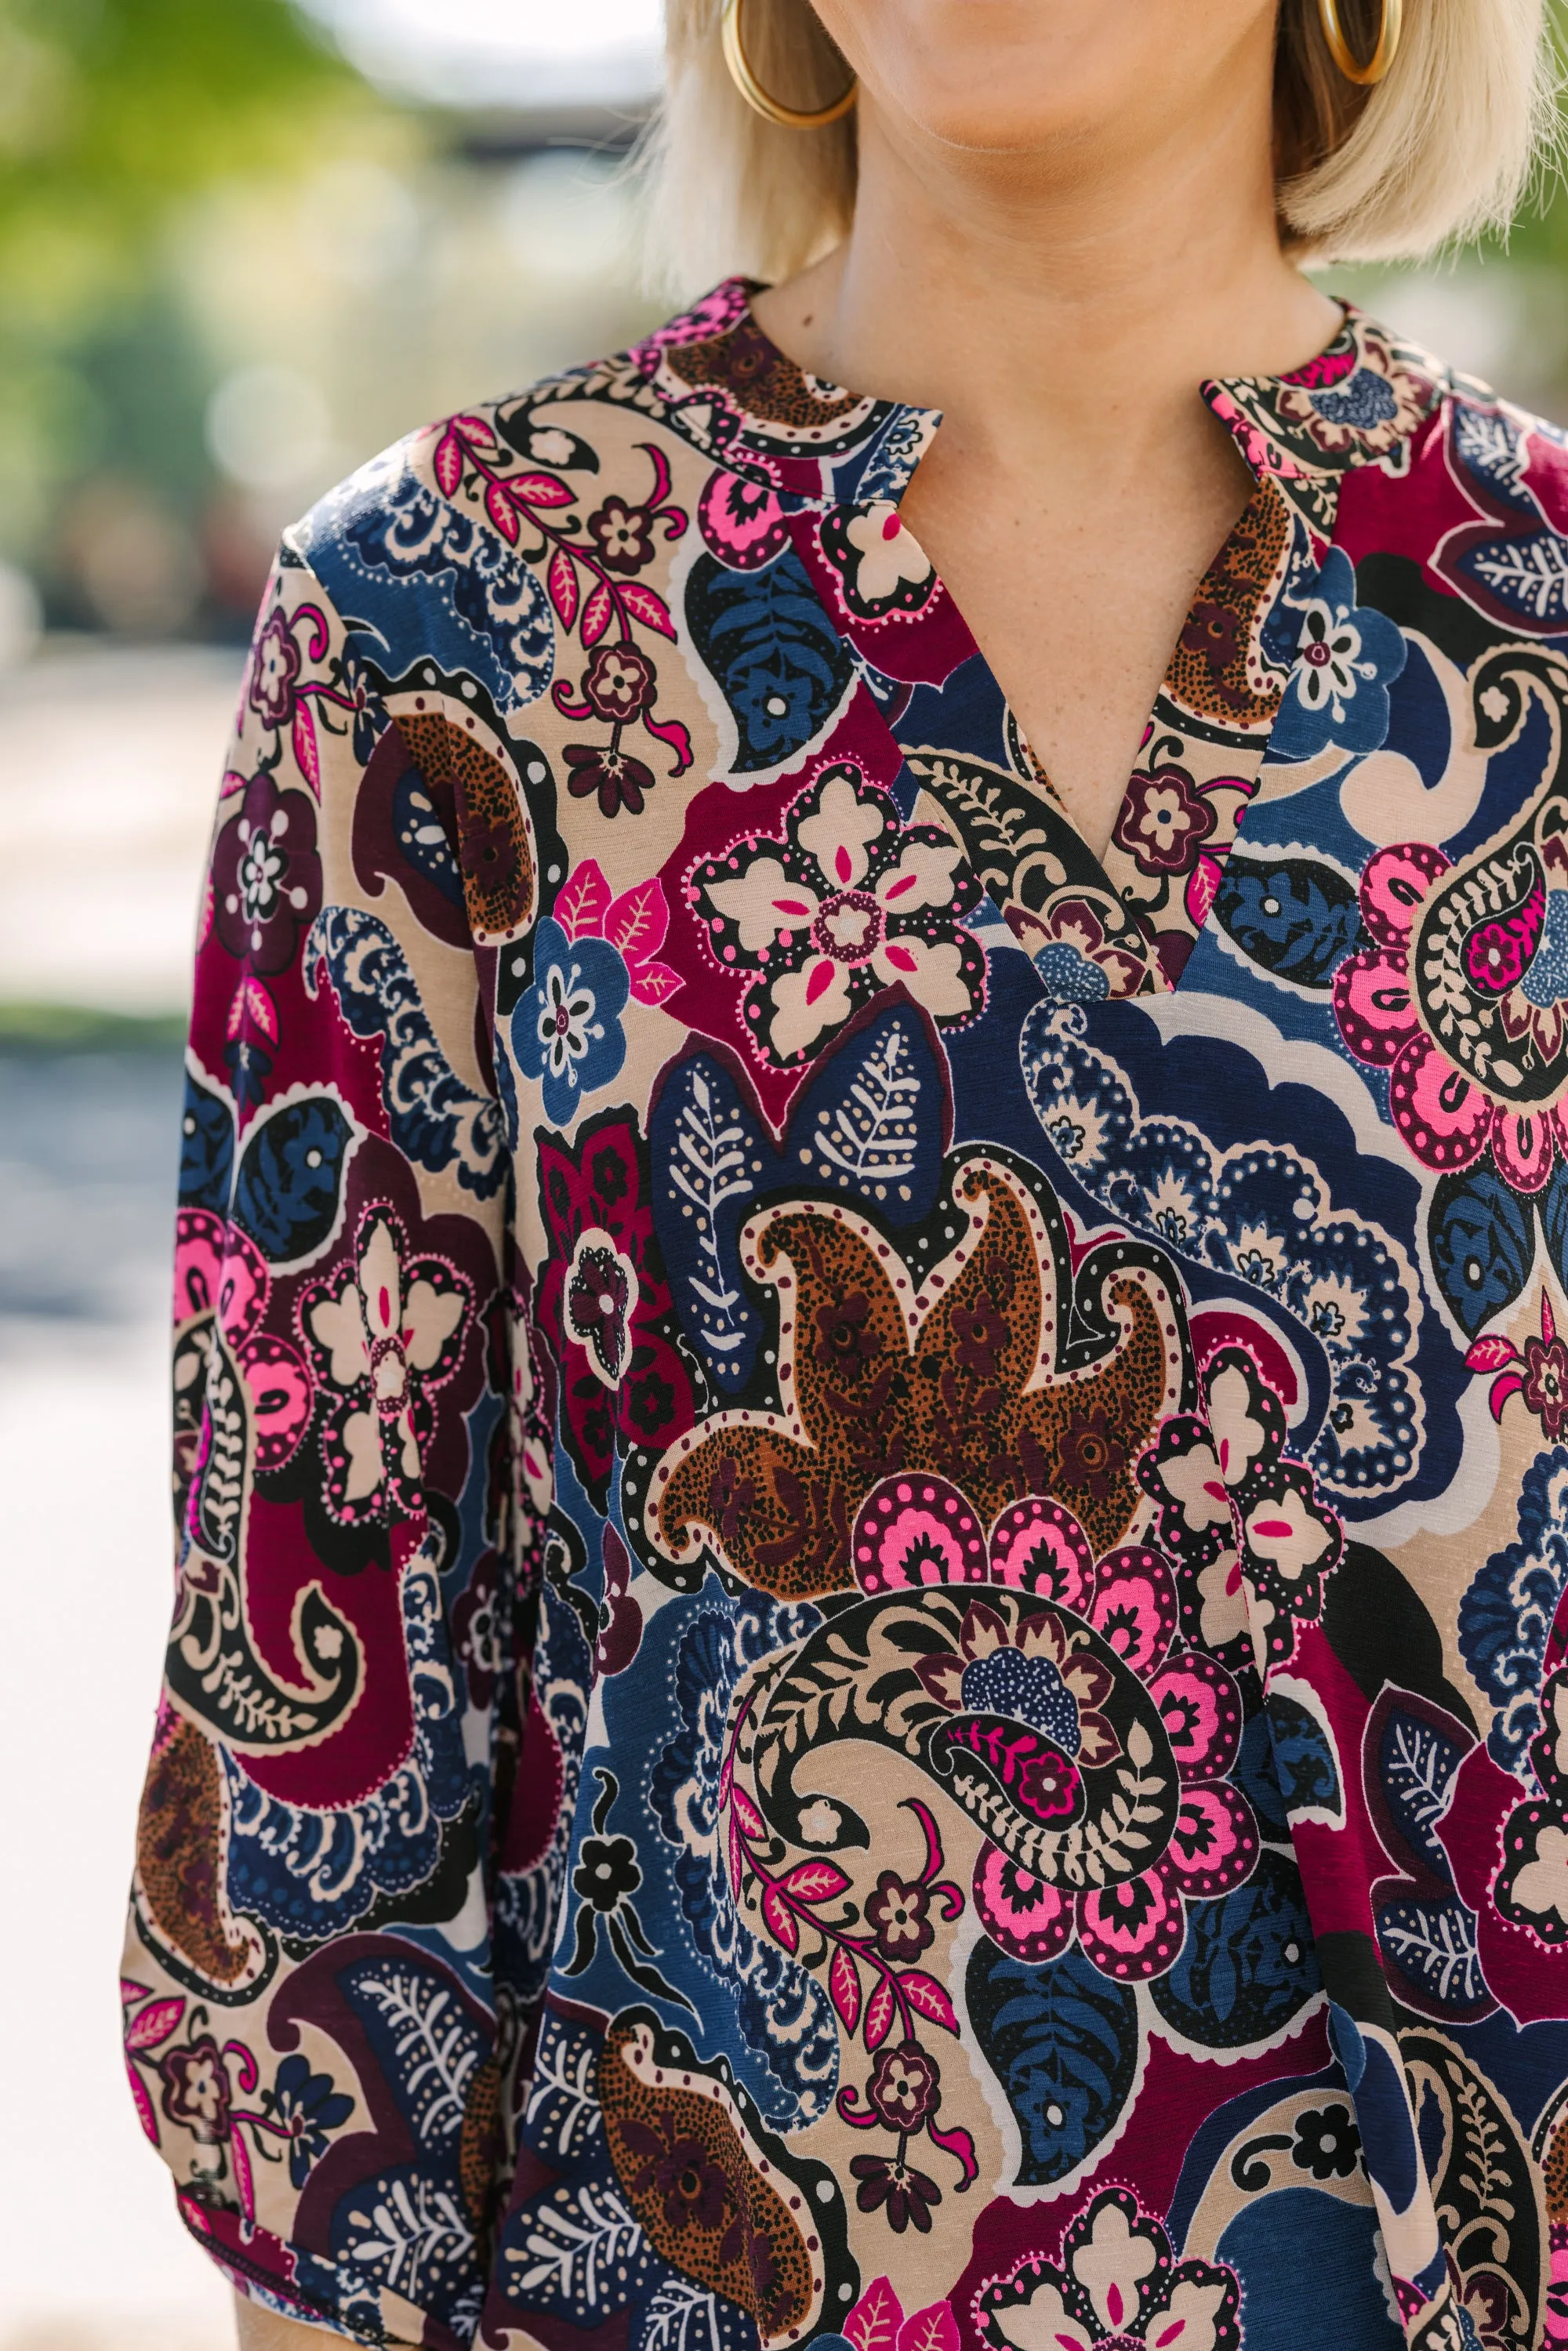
xmin=0 ymin=644 xmax=239 ymax=1017
xmin=0 ymin=653 xmax=238 ymax=2346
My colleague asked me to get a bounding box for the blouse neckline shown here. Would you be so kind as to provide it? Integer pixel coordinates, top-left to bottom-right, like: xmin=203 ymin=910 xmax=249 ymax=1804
xmin=625 ymin=275 xmax=1450 ymax=994
xmin=639 ymin=276 xmax=1447 ymax=527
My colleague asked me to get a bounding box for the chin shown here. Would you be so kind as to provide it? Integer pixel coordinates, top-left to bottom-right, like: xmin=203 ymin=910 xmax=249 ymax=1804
xmin=820 ymin=0 xmax=1270 ymax=153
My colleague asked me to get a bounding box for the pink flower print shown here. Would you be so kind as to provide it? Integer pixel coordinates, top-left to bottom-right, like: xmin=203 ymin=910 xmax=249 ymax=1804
xmin=173 ymin=1209 xmax=313 ymax=1480
xmin=690 ymin=760 xmax=985 ymax=1068
xmin=698 ymin=469 xmax=789 ymax=571
xmin=1465 ymin=879 xmax=1545 ymax=996
xmin=1544 ymin=2228 xmax=1568 ymax=2345
xmin=1334 ymin=839 xmax=1568 ymax=1181
xmin=845 ymin=1473 xmax=1256 ymax=1986
xmin=1161 ymin=1347 xmax=1345 ymax=1675
xmin=1137 ymin=1419 xmax=1244 ymax=1649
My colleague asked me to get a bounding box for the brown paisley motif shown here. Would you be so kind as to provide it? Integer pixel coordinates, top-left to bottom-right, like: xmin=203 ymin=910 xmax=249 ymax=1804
xmin=459 ymin=2052 xmax=503 ymax=2224
xmin=651 ymin=1156 xmax=1185 ymax=1599
xmin=1163 ymin=475 xmax=1292 ymax=731
xmin=135 ymin=1715 xmax=263 ymax=1990
xmin=1543 ymin=2101 xmax=1568 ymax=2222
xmin=600 ymin=2015 xmax=821 ymax=2343
xmin=396 ymin=709 xmax=535 ymax=943
xmin=664 ymin=314 xmax=872 ymax=441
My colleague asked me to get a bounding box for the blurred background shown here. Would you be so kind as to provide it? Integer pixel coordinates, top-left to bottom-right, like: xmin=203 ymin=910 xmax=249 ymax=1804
xmin=2 ymin=3 xmax=1568 ymax=2345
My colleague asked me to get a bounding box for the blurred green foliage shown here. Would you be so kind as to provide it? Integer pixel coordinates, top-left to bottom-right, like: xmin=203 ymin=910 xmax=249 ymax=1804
xmin=0 ymin=0 xmax=359 ymax=322
xmin=1490 ymin=1 xmax=1568 ymax=266
xmin=0 ymin=0 xmax=389 ymax=584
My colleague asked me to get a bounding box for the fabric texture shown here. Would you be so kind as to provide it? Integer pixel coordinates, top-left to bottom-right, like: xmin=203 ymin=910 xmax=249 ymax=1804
xmin=124 ymin=276 xmax=1568 ymax=2351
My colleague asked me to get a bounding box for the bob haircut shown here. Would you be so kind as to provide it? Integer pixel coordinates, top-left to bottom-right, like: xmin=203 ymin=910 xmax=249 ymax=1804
xmin=644 ymin=0 xmax=1556 ymax=296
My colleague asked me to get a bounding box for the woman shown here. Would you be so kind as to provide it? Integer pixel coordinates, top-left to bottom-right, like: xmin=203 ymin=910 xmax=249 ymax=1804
xmin=125 ymin=5 xmax=1568 ymax=2346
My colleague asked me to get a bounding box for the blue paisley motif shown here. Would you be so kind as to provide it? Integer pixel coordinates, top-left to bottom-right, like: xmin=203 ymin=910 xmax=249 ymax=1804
xmin=300 ymin=448 xmax=554 ymax=712
xmin=1021 ymin=1002 xmax=1423 ymax=1499
xmin=965 ymin=1939 xmax=1138 ymax=2187
xmin=644 ymin=1595 xmax=840 ymax=2128
xmin=225 ymin=1551 xmax=477 ymax=1940
xmin=1459 ymin=1446 xmax=1568 ymax=1776
xmin=684 ymin=545 xmax=854 ymax=775
xmin=307 ymin=905 xmax=506 ymax=1199
xmin=178 ymin=1063 xmax=359 ymax=1267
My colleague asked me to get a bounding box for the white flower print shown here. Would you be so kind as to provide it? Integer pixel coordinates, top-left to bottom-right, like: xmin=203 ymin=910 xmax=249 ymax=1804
xmin=980 ymin=2186 xmax=1240 ymax=2351
xmin=1197 ymin=1548 xmax=1249 ymax=1649
xmin=537 ymin=962 xmax=601 ymax=1081
xmin=840 ymin=501 xmax=934 ymax=607
xmin=1207 ymin=1362 xmax=1269 ymax=1486
xmin=1511 ymin=1823 xmax=1568 ymax=1927
xmin=1294 ymin=597 xmax=1367 ymax=718
xmin=307 ymin=1214 xmax=467 ymax=1515
xmin=691 ymin=760 xmax=985 ymax=1069
xmin=1242 ymin=1485 xmax=1334 ymax=1585
xmin=794 ymin=771 xmax=887 ymax=885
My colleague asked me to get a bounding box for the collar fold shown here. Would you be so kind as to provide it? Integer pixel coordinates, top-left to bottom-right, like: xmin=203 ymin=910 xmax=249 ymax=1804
xmin=633 ymin=278 xmax=1447 ymax=524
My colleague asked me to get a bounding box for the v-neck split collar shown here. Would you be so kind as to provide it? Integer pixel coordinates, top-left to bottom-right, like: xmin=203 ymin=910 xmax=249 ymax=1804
xmin=636 ymin=277 xmax=1450 ymax=993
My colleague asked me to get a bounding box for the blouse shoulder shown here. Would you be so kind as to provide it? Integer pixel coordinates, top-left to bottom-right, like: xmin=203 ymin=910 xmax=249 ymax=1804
xmin=1438 ymin=369 xmax=1568 ymax=479
xmin=1390 ymin=364 xmax=1568 ymax=625
xmin=275 ymin=331 xmax=704 ymax=731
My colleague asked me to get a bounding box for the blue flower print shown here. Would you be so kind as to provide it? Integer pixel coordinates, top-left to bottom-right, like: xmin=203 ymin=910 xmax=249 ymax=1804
xmin=1271 ymin=546 xmax=1406 ymax=760
xmin=1310 ymin=365 xmax=1400 ymax=437
xmin=512 ymin=915 xmax=630 ymax=1124
xmin=262 ymin=2053 xmax=355 ymax=2189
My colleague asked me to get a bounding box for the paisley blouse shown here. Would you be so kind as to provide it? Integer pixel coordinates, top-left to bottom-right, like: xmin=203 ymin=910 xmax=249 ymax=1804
xmin=126 ymin=277 xmax=1568 ymax=2351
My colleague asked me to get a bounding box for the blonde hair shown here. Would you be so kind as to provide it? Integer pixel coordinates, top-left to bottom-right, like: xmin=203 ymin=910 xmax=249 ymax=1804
xmin=644 ymin=0 xmax=1558 ymax=295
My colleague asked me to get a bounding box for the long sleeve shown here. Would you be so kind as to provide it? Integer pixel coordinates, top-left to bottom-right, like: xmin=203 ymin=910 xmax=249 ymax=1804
xmin=122 ymin=530 xmax=538 ymax=2349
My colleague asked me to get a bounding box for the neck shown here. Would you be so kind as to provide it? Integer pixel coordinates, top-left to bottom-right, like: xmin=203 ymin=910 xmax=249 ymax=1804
xmin=755 ymin=28 xmax=1339 ymax=480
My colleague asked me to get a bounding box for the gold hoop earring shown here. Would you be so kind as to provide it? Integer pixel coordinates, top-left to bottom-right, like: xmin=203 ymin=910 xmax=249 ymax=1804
xmin=1317 ymin=0 xmax=1403 ymax=85
xmin=720 ymin=0 xmax=858 ymax=129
